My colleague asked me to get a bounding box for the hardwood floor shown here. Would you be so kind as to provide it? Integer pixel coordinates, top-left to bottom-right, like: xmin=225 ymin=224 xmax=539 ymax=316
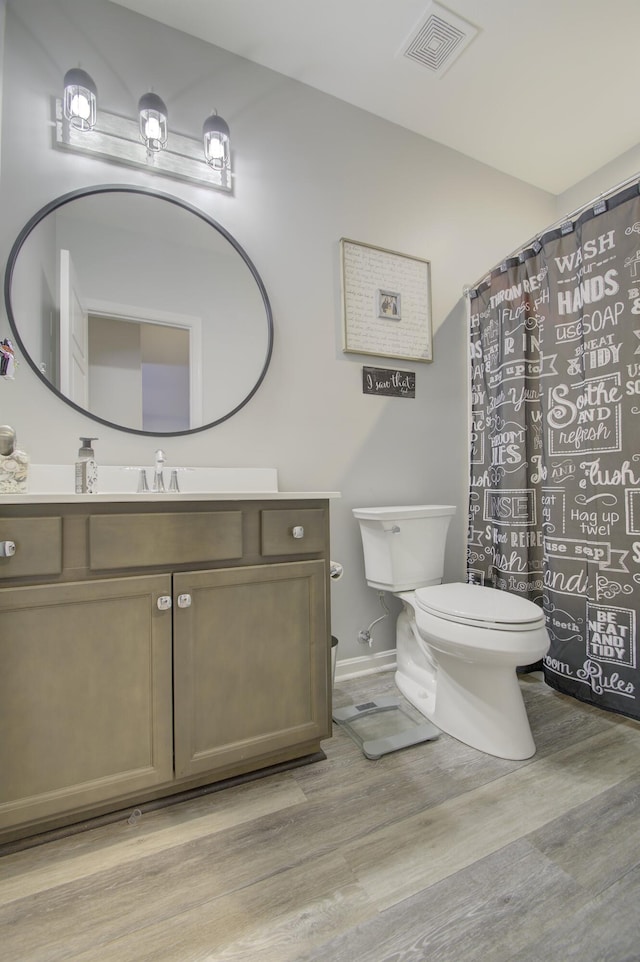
xmin=2 ymin=670 xmax=640 ymax=961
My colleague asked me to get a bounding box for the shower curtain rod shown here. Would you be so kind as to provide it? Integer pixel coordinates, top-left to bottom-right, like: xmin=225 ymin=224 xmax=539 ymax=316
xmin=464 ymin=167 xmax=640 ymax=295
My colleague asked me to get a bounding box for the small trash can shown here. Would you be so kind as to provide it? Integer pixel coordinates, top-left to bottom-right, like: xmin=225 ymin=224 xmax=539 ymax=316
xmin=331 ymin=635 xmax=338 ymax=688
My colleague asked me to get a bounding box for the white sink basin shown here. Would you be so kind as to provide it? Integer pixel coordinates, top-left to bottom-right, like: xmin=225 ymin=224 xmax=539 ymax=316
xmin=27 ymin=464 xmax=279 ymax=495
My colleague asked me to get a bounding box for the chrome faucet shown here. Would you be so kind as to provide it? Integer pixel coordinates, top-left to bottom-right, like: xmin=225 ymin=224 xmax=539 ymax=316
xmin=168 ymin=468 xmax=180 ymax=493
xmin=153 ymin=449 xmax=166 ymax=492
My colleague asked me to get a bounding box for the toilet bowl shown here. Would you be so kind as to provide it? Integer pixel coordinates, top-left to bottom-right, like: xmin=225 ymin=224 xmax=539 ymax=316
xmin=353 ymin=505 xmax=550 ymax=760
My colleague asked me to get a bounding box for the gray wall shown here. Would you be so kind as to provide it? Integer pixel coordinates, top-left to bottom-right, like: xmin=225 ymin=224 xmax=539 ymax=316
xmin=0 ymin=0 xmax=562 ymax=666
xmin=0 ymin=0 xmax=4 ymax=183
xmin=555 ymin=143 xmax=640 ymax=220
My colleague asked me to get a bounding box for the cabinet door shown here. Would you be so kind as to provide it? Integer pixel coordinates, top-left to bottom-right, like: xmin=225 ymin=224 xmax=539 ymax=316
xmin=173 ymin=560 xmax=329 ymax=778
xmin=0 ymin=575 xmax=173 ymax=831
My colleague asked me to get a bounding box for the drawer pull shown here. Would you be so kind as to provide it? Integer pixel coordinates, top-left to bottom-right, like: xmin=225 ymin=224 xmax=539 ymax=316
xmin=0 ymin=540 xmax=16 ymax=557
xmin=177 ymin=593 xmax=192 ymax=608
xmin=157 ymin=595 xmax=172 ymax=611
xmin=292 ymin=526 xmax=305 ymax=540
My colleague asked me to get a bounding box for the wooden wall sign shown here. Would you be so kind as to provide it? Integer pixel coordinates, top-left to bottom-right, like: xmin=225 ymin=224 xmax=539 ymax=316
xmin=362 ymin=366 xmax=415 ymax=398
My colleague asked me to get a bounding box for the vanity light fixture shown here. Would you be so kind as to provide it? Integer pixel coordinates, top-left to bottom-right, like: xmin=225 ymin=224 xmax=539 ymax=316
xmin=63 ymin=67 xmax=97 ymax=131
xmin=138 ymin=92 xmax=168 ymax=153
xmin=54 ymin=70 xmax=233 ymax=193
xmin=203 ymin=111 xmax=230 ymax=172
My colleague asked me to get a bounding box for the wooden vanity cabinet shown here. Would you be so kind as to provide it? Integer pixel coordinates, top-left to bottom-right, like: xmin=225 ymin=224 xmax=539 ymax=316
xmin=0 ymin=499 xmax=332 ymax=843
xmin=173 ymin=560 xmax=327 ymax=778
xmin=0 ymin=575 xmax=174 ymax=832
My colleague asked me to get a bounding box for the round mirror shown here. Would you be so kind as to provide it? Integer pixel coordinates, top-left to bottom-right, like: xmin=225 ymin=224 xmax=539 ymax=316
xmin=4 ymin=185 xmax=274 ymax=435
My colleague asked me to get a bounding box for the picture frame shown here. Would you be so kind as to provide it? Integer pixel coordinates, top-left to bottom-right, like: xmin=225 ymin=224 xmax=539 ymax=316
xmin=340 ymin=238 xmax=433 ymax=363
xmin=377 ymin=289 xmax=401 ymax=320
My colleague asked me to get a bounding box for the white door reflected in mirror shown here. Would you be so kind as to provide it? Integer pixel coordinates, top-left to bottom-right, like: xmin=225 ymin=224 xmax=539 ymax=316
xmin=59 ymin=249 xmax=89 ymax=409
xmin=60 ymin=250 xmax=199 ymax=432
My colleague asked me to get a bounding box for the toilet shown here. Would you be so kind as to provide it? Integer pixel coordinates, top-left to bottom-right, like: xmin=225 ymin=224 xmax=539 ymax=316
xmin=352 ymin=504 xmax=550 ymax=760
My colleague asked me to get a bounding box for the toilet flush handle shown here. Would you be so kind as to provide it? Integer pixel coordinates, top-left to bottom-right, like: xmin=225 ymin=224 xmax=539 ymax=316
xmin=390 ymin=525 xmax=400 ymax=534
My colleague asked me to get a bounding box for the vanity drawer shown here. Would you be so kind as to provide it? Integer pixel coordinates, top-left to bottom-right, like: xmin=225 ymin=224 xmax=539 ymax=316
xmin=0 ymin=517 xmax=62 ymax=579
xmin=89 ymin=511 xmax=243 ymax=570
xmin=260 ymin=509 xmax=326 ymax=556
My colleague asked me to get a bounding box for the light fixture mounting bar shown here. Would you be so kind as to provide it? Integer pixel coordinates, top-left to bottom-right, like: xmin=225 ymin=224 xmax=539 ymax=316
xmin=53 ymin=99 xmax=232 ymax=193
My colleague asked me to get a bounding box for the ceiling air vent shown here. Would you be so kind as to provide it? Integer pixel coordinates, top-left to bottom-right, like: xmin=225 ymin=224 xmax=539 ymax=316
xmin=401 ymin=2 xmax=479 ymax=78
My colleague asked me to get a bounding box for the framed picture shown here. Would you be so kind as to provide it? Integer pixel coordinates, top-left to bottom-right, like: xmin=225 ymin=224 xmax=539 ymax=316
xmin=377 ymin=290 xmax=401 ymax=320
xmin=340 ymin=238 xmax=433 ymax=362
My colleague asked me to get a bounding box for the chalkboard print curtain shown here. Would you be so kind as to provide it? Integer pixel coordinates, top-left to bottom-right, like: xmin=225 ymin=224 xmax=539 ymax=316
xmin=468 ymin=183 xmax=640 ymax=720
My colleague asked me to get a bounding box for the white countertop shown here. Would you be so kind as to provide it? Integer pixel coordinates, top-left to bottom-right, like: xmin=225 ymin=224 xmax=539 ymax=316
xmin=0 ymin=490 xmax=341 ymax=505
xmin=0 ymin=465 xmax=340 ymax=504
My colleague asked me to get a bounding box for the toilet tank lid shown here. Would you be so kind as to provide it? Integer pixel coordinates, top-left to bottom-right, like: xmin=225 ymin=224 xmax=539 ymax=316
xmin=415 ymin=582 xmax=545 ymax=626
xmin=352 ymin=505 xmax=457 ymax=521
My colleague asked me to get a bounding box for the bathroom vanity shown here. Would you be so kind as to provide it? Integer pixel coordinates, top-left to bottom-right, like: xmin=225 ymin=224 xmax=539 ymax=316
xmin=0 ymin=487 xmax=337 ymax=844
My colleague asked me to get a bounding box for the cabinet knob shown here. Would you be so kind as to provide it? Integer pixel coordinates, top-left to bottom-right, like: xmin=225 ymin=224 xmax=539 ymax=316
xmin=177 ymin=593 xmax=192 ymax=608
xmin=292 ymin=525 xmax=305 ymax=539
xmin=0 ymin=541 xmax=16 ymax=557
xmin=157 ymin=595 xmax=172 ymax=611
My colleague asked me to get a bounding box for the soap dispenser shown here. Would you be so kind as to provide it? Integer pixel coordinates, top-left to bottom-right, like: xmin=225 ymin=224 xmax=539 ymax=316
xmin=75 ymin=437 xmax=98 ymax=494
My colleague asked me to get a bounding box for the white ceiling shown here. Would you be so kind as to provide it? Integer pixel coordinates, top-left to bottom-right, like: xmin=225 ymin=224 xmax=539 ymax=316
xmin=111 ymin=0 xmax=640 ymax=195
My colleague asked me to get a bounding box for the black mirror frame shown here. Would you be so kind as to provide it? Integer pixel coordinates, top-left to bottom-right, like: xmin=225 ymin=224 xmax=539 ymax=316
xmin=4 ymin=184 xmax=274 ymax=436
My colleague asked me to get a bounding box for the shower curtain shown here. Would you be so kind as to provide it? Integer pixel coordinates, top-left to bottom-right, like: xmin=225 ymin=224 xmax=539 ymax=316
xmin=468 ymin=182 xmax=640 ymax=720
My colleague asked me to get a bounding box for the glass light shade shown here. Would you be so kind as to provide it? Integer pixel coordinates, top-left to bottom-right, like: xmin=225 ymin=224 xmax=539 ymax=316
xmin=203 ymin=112 xmax=230 ymax=171
xmin=138 ymin=92 xmax=168 ymax=152
xmin=63 ymin=68 xmax=97 ymax=131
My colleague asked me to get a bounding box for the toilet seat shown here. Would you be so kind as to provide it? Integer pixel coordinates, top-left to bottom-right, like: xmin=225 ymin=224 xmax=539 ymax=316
xmin=415 ymin=582 xmax=545 ymax=631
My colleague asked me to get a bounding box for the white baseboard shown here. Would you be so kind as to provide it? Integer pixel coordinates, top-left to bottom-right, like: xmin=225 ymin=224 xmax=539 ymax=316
xmin=334 ymin=649 xmax=396 ymax=681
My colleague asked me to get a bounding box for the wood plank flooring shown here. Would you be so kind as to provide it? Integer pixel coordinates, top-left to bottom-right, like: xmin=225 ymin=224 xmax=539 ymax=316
xmin=2 ymin=670 xmax=640 ymax=961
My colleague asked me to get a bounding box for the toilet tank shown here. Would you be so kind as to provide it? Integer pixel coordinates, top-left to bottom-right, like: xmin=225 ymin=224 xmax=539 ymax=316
xmin=353 ymin=504 xmax=456 ymax=591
